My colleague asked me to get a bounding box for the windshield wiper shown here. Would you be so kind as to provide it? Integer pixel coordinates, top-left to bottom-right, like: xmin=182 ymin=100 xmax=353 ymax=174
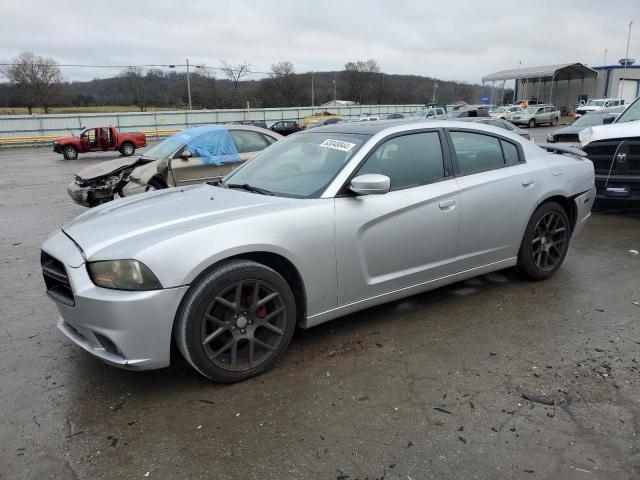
xmin=226 ymin=183 xmax=273 ymax=195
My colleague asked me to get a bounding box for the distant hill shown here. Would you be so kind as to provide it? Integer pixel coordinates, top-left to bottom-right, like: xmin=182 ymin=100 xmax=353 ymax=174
xmin=0 ymin=69 xmax=513 ymax=112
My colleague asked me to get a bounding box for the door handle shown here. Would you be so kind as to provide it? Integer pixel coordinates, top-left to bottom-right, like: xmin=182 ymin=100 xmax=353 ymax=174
xmin=439 ymin=199 xmax=457 ymax=210
xmin=522 ymin=179 xmax=535 ymax=187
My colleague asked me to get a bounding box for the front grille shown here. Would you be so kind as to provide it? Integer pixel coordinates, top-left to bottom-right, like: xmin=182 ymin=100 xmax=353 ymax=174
xmin=41 ymin=251 xmax=75 ymax=306
xmin=584 ymin=139 xmax=640 ymax=175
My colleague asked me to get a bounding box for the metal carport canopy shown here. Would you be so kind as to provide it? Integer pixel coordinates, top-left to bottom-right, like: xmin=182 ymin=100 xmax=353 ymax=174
xmin=482 ymin=63 xmax=597 ymax=83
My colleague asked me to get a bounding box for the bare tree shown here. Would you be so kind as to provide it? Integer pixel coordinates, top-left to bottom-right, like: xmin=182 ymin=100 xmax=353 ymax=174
xmin=193 ymin=67 xmax=219 ymax=109
xmin=1 ymin=52 xmax=64 ymax=113
xmin=269 ymin=61 xmax=300 ymax=105
xmin=120 ymin=66 xmax=148 ymax=112
xmin=220 ymin=61 xmax=250 ymax=107
xmin=344 ymin=59 xmax=381 ymax=104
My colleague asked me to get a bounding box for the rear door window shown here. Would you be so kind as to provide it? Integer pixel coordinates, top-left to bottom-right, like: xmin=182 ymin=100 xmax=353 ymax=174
xmin=449 ymin=131 xmax=505 ymax=175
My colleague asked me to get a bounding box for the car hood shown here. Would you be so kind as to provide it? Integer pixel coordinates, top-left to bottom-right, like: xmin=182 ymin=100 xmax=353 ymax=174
xmin=579 ymin=121 xmax=640 ymax=147
xmin=75 ymin=156 xmax=150 ymax=180
xmin=552 ymin=125 xmax=582 ymax=136
xmin=62 ymin=184 xmax=289 ymax=259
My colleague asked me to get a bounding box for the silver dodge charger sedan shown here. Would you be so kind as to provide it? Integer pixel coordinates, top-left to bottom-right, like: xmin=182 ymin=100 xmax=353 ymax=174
xmin=42 ymin=120 xmax=595 ymax=382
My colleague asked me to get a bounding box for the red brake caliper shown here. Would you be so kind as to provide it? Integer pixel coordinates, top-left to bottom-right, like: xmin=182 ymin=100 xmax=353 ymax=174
xmin=247 ymin=294 xmax=267 ymax=319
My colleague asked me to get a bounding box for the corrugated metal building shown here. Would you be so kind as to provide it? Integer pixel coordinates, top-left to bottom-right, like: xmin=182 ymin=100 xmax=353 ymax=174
xmin=483 ymin=60 xmax=640 ymax=114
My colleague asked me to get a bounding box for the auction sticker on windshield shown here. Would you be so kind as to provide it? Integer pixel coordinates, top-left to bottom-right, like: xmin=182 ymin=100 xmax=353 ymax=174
xmin=319 ymin=139 xmax=356 ymax=152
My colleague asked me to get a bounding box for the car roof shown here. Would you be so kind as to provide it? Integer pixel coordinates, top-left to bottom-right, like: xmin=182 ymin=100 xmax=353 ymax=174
xmin=308 ymin=118 xmax=525 ymax=136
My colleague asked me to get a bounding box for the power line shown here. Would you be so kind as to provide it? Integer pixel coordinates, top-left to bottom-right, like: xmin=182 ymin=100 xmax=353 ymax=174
xmin=0 ymin=62 xmax=272 ymax=75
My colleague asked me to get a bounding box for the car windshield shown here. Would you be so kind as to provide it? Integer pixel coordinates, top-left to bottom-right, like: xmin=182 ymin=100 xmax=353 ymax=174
xmin=142 ymin=131 xmax=191 ymax=160
xmin=616 ymin=97 xmax=640 ymax=124
xmin=222 ymin=132 xmax=370 ymax=198
xmin=573 ymin=114 xmax=612 ymax=127
xmin=586 ymin=100 xmax=605 ymax=106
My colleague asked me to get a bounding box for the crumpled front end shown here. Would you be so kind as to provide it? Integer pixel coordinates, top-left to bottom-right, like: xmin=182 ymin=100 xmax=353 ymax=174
xmin=67 ymin=174 xmax=122 ymax=207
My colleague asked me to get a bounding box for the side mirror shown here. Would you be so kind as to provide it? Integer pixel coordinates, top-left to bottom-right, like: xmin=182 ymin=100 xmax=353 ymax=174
xmin=180 ymin=149 xmax=192 ymax=160
xmin=602 ymin=116 xmax=615 ymax=125
xmin=349 ymin=174 xmax=391 ymax=195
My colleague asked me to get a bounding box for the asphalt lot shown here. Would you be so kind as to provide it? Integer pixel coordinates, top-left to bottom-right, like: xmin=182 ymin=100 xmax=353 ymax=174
xmin=1 ymin=125 xmax=639 ymax=480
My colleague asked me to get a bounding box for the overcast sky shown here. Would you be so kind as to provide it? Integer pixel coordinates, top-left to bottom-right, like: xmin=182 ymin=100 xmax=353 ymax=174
xmin=1 ymin=0 xmax=639 ymax=84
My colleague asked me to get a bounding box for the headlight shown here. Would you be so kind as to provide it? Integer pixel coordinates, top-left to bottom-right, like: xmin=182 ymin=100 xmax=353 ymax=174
xmin=87 ymin=260 xmax=162 ymax=290
xmin=579 ymin=127 xmax=593 ymax=146
xmin=546 ymin=134 xmax=554 ymax=142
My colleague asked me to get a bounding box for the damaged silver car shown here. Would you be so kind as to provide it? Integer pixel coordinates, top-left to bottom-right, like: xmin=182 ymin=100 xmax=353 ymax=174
xmin=67 ymin=124 xmax=282 ymax=207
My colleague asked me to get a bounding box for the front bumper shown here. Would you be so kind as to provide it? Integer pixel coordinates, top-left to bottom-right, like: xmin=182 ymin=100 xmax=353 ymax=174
xmin=42 ymin=231 xmax=189 ymax=370
xmin=67 ymin=177 xmax=117 ymax=207
xmin=594 ymin=173 xmax=640 ymax=208
xmin=53 ymin=143 xmax=62 ymax=154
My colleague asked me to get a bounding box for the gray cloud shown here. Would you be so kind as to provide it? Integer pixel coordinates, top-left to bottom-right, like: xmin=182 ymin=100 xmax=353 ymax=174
xmin=1 ymin=0 xmax=638 ymax=83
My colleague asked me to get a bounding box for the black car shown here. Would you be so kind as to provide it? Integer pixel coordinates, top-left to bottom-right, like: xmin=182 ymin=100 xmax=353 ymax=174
xmin=547 ymin=111 xmax=621 ymax=143
xmin=581 ymin=98 xmax=640 ymax=209
xmin=270 ymin=120 xmax=302 ymax=136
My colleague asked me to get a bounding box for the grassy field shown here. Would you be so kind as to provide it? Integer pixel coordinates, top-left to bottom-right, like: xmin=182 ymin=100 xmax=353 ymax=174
xmin=0 ymin=106 xmax=180 ymax=115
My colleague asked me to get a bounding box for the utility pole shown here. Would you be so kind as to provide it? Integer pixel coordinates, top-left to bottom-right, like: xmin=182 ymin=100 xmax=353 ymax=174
xmin=333 ymin=74 xmax=336 ymax=102
xmin=622 ymin=21 xmax=634 ymax=90
xmin=311 ymin=72 xmax=315 ymax=108
xmin=603 ymin=48 xmax=608 ymax=65
xmin=432 ymin=82 xmax=439 ymax=104
xmin=186 ymin=58 xmax=192 ymax=110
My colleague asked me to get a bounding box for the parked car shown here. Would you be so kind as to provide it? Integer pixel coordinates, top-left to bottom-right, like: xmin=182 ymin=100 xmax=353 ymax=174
xmin=445 ymin=108 xmax=490 ymax=119
xmin=269 ymin=120 xmax=301 ymax=136
xmin=384 ymin=113 xmax=405 ymax=120
xmin=359 ymin=116 xmax=380 ymax=121
xmin=43 ymin=120 xmax=595 ymax=382
xmin=53 ymin=126 xmax=146 ymax=160
xmin=231 ymin=120 xmax=269 ymax=129
xmin=510 ymin=105 xmax=560 ymax=127
xmin=579 ymin=96 xmax=640 ymax=207
xmin=575 ymin=98 xmax=625 ymax=118
xmin=67 ymin=124 xmax=282 ymax=207
xmin=414 ymin=107 xmax=447 ymax=119
xmin=456 ymin=117 xmax=530 ymax=140
xmin=547 ymin=110 xmax=622 ymax=143
xmin=490 ymin=105 xmax=523 ymax=120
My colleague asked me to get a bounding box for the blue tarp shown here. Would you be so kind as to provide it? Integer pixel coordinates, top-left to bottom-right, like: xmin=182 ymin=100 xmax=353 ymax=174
xmin=180 ymin=125 xmax=242 ymax=166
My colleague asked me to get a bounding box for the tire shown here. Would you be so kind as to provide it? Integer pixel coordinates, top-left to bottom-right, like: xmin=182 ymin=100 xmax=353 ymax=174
xmin=528 ymin=118 xmax=536 ymax=128
xmin=62 ymin=145 xmax=78 ymax=160
xmin=120 ymin=142 xmax=135 ymax=156
xmin=551 ymin=117 xmax=558 ymax=126
xmin=517 ymin=201 xmax=571 ymax=280
xmin=175 ymin=260 xmax=297 ymax=382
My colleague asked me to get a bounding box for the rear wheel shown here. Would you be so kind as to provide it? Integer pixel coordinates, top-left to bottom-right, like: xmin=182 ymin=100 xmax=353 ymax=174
xmin=175 ymin=260 xmax=297 ymax=382
xmin=517 ymin=202 xmax=570 ymax=280
xmin=62 ymin=145 xmax=78 ymax=160
xmin=528 ymin=118 xmax=536 ymax=128
xmin=120 ymin=142 xmax=135 ymax=156
xmin=551 ymin=117 xmax=558 ymax=126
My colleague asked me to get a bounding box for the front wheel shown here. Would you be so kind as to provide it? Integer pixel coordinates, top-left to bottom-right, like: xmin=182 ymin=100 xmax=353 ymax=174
xmin=175 ymin=260 xmax=297 ymax=382
xmin=517 ymin=202 xmax=570 ymax=280
xmin=528 ymin=118 xmax=536 ymax=128
xmin=62 ymin=145 xmax=78 ymax=160
xmin=551 ymin=117 xmax=558 ymax=126
xmin=120 ymin=142 xmax=135 ymax=156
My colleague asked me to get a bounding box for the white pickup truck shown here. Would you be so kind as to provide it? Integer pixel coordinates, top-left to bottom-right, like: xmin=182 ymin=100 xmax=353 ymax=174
xmin=575 ymin=98 xmax=625 ymax=118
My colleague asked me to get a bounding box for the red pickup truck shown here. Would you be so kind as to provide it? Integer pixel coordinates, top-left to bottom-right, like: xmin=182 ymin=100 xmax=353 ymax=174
xmin=53 ymin=126 xmax=147 ymax=160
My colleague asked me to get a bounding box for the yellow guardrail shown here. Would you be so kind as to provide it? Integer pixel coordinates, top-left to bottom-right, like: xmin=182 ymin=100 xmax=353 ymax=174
xmin=0 ymin=129 xmax=182 ymax=145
